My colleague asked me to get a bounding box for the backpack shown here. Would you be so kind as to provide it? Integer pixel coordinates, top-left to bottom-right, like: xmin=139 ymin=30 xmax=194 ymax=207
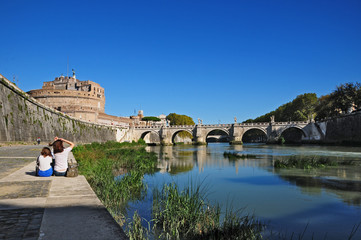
xmin=35 ymin=156 xmax=40 ymax=176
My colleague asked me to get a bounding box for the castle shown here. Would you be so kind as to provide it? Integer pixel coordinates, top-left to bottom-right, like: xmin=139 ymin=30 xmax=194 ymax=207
xmin=27 ymin=72 xmax=137 ymax=126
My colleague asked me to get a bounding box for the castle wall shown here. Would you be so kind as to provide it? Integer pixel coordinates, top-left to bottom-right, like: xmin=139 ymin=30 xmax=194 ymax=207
xmin=28 ymin=89 xmax=105 ymax=116
xmin=0 ymin=75 xmax=117 ymax=143
xmin=322 ymin=111 xmax=361 ymax=145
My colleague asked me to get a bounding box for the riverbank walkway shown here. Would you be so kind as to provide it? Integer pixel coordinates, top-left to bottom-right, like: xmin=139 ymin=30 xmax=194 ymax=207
xmin=0 ymin=145 xmax=127 ymax=240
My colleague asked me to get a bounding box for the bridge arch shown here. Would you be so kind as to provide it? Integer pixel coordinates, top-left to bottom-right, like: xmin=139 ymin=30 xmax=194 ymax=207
xmin=206 ymin=128 xmax=230 ymax=143
xmin=171 ymin=130 xmax=194 ymax=144
xmin=279 ymin=126 xmax=307 ymax=143
xmin=242 ymin=128 xmax=268 ymax=143
xmin=140 ymin=130 xmax=161 ymax=145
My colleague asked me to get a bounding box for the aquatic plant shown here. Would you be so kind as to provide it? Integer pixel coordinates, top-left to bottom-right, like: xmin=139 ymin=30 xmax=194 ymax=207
xmin=152 ymin=182 xmax=263 ymax=240
xmin=73 ymin=141 xmax=158 ymax=211
xmin=348 ymin=222 xmax=361 ymax=240
xmin=339 ymin=160 xmax=361 ymax=166
xmin=127 ymin=211 xmax=149 ymax=240
xmin=152 ymin=182 xmax=217 ymax=239
xmin=223 ymin=151 xmax=257 ymax=160
xmin=274 ymin=155 xmax=338 ymax=169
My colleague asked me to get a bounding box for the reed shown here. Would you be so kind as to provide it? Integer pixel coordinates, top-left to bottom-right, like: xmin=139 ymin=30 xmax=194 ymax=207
xmin=152 ymin=182 xmax=263 ymax=240
xmin=127 ymin=211 xmax=149 ymax=240
xmin=73 ymin=141 xmax=158 ymax=213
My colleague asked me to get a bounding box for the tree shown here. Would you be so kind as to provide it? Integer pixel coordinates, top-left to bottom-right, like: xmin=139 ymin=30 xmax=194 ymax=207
xmin=142 ymin=116 xmax=161 ymax=122
xmin=166 ymin=113 xmax=195 ymax=126
xmin=243 ymin=93 xmax=318 ymax=123
xmin=354 ymin=82 xmax=361 ymax=110
xmin=297 ymin=93 xmax=318 ymax=119
xmin=332 ymin=83 xmax=356 ymax=113
xmin=244 ymin=82 xmax=361 ymax=123
xmin=166 ymin=113 xmax=195 ymax=139
xmin=142 ymin=116 xmax=161 ymax=126
xmin=315 ymin=94 xmax=338 ymax=120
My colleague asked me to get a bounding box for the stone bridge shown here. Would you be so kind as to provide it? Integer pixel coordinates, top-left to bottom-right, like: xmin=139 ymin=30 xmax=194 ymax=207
xmin=128 ymin=120 xmax=322 ymax=145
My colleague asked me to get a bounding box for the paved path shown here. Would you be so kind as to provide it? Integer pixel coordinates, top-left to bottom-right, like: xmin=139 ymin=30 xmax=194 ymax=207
xmin=0 ymin=145 xmax=127 ymax=240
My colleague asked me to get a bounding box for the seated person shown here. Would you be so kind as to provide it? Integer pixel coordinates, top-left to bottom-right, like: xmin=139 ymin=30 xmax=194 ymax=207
xmin=51 ymin=137 xmax=74 ymax=176
xmin=37 ymin=147 xmax=53 ymax=177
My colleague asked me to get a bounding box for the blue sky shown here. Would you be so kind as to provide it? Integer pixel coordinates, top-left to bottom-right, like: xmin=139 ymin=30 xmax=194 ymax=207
xmin=1 ymin=0 xmax=360 ymax=123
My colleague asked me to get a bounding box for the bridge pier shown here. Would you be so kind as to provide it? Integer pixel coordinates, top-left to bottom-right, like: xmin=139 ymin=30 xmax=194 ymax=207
xmin=161 ymin=141 xmax=173 ymax=146
xmin=230 ymin=124 xmax=243 ymax=145
xmin=194 ymin=126 xmax=207 ymax=145
xmin=159 ymin=127 xmax=173 ymax=146
xmin=229 ymin=137 xmax=243 ymax=145
xmin=194 ymin=137 xmax=207 ymax=145
xmin=266 ymin=125 xmax=277 ymax=143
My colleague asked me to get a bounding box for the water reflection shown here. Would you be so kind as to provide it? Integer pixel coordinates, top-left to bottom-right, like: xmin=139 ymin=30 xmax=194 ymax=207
xmin=155 ymin=146 xmax=194 ymax=173
xmin=150 ymin=143 xmax=361 ymax=179
xmin=141 ymin=143 xmax=361 ymax=239
xmin=277 ymin=174 xmax=361 ymax=206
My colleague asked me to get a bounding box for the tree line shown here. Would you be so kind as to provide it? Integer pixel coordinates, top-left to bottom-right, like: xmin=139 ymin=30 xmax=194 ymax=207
xmin=166 ymin=113 xmax=195 ymax=125
xmin=244 ymin=82 xmax=361 ymax=123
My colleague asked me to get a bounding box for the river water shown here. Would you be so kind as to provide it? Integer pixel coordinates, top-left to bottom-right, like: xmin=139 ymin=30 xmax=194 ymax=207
xmin=127 ymin=143 xmax=361 ymax=239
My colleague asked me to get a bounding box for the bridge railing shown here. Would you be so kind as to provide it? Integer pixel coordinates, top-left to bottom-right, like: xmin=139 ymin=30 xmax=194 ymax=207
xmin=133 ymin=121 xmax=311 ymax=129
xmin=134 ymin=126 xmax=162 ymax=129
xmin=200 ymin=124 xmax=232 ymax=127
xmin=168 ymin=125 xmax=196 ymax=128
xmin=134 ymin=125 xmax=196 ymax=129
xmin=272 ymin=121 xmax=309 ymax=125
xmin=240 ymin=122 xmax=269 ymax=126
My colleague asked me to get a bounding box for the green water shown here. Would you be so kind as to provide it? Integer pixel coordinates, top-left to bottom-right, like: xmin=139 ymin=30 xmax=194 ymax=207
xmin=127 ymin=143 xmax=361 ymax=239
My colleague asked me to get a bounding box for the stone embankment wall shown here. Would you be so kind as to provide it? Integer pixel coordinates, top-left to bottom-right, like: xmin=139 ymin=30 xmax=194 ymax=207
xmin=0 ymin=76 xmax=117 ymax=143
xmin=320 ymin=111 xmax=361 ymax=145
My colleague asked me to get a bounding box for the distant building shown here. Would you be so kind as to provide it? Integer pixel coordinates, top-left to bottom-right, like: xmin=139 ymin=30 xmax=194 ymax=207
xmin=153 ymin=114 xmax=167 ymax=126
xmin=27 ymin=72 xmax=133 ymax=127
xmin=130 ymin=110 xmax=144 ymax=126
